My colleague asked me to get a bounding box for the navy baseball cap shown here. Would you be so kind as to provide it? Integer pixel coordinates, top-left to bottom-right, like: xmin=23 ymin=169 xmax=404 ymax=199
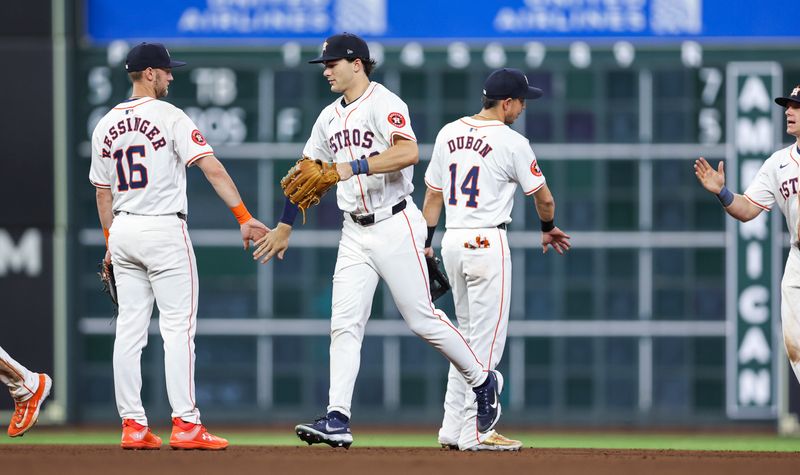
xmin=775 ymin=85 xmax=800 ymax=107
xmin=483 ymin=68 xmax=543 ymax=100
xmin=125 ymin=42 xmax=187 ymax=72
xmin=309 ymin=33 xmax=370 ymax=64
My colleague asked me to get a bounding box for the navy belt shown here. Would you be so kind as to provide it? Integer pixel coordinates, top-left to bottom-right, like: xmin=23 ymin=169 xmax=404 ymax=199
xmin=497 ymin=223 xmax=507 ymax=230
xmin=350 ymin=200 xmax=407 ymax=226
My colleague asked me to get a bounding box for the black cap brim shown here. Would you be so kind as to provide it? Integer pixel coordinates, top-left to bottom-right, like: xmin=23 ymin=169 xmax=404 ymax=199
xmin=167 ymin=60 xmax=187 ymax=69
xmin=309 ymin=54 xmax=346 ymax=64
xmin=776 ymin=97 xmax=800 ymax=107
xmin=526 ymin=86 xmax=544 ymax=100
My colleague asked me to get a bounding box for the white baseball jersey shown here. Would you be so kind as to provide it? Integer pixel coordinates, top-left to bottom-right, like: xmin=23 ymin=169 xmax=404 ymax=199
xmin=743 ymin=144 xmax=800 ymax=243
xmin=302 ymin=81 xmax=416 ymax=214
xmin=89 ymin=97 xmax=214 ymax=216
xmin=424 ymin=116 xmax=546 ymax=228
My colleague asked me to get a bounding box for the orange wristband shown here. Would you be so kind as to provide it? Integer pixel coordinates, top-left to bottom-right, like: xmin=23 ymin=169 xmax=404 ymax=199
xmin=230 ymin=202 xmax=253 ymax=225
xmin=103 ymin=227 xmax=110 ymax=248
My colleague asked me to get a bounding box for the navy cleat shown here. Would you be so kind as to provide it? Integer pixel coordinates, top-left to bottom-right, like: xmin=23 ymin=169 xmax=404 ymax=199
xmin=473 ymin=370 xmax=503 ymax=433
xmin=295 ymin=412 xmax=353 ymax=449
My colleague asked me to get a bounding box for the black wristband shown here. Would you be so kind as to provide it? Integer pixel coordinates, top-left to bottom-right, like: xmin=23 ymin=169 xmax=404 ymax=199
xmin=425 ymin=226 xmax=436 ymax=248
xmin=540 ymin=220 xmax=555 ymax=233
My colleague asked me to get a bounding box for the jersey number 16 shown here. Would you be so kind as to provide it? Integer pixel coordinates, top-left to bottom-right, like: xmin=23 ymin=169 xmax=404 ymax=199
xmin=113 ymin=145 xmax=149 ymax=192
xmin=448 ymin=163 xmax=480 ymax=208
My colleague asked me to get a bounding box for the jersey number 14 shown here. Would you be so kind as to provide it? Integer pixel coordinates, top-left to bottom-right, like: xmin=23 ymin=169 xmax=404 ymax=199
xmin=448 ymin=163 xmax=479 ymax=208
xmin=113 ymin=145 xmax=149 ymax=191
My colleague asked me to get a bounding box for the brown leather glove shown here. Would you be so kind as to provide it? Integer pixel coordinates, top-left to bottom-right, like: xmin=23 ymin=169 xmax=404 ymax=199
xmin=280 ymin=157 xmax=340 ymax=223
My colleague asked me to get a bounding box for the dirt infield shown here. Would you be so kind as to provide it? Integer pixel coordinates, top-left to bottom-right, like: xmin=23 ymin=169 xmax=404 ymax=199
xmin=4 ymin=446 xmax=800 ymax=475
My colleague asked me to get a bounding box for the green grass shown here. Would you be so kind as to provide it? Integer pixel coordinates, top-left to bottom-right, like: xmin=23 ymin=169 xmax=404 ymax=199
xmin=1 ymin=431 xmax=798 ymax=452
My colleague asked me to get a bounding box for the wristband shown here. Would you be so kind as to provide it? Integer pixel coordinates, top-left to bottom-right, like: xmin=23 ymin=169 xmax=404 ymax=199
xmin=349 ymin=158 xmax=370 ymax=175
xmin=103 ymin=227 xmax=110 ymax=248
xmin=279 ymin=197 xmax=299 ymax=226
xmin=425 ymin=226 xmax=436 ymax=248
xmin=540 ymin=220 xmax=555 ymax=233
xmin=230 ymin=202 xmax=253 ymax=225
xmin=716 ymin=186 xmax=734 ymax=207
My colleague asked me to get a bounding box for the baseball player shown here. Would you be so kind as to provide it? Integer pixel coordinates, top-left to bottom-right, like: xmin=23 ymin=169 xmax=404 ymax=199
xmin=253 ymin=33 xmax=502 ymax=448
xmin=89 ymin=42 xmax=267 ymax=450
xmin=422 ymin=68 xmax=570 ymax=451
xmin=0 ymin=345 xmax=51 ymax=437
xmin=695 ymin=85 xmax=800 ymax=391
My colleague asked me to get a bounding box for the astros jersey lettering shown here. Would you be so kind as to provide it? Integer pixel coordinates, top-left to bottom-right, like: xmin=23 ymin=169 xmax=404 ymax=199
xmin=424 ymin=116 xmax=546 ymax=228
xmin=303 ymin=82 xmax=416 ymax=214
xmin=89 ymin=97 xmax=214 ymax=215
xmin=743 ymin=144 xmax=800 ymax=243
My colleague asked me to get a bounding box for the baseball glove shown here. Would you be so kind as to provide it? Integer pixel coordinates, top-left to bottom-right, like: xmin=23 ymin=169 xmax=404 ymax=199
xmin=98 ymin=260 xmax=119 ymax=316
xmin=426 ymin=255 xmax=451 ymax=302
xmin=281 ymin=156 xmax=340 ymax=223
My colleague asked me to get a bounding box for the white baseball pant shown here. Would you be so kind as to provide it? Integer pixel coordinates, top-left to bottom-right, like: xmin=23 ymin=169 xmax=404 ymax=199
xmin=327 ymin=199 xmax=487 ymax=418
xmin=109 ymin=214 xmax=201 ymax=426
xmin=0 ymin=345 xmax=39 ymax=401
xmin=438 ymin=227 xmax=511 ymax=449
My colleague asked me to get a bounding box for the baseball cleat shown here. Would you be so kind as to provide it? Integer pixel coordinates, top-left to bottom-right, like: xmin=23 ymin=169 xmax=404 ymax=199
xmin=473 ymin=370 xmax=503 ymax=433
xmin=8 ymin=373 xmax=52 ymax=438
xmin=120 ymin=419 xmax=162 ymax=449
xmin=465 ymin=431 xmax=522 ymax=451
xmin=295 ymin=413 xmax=353 ymax=449
xmin=169 ymin=417 xmax=229 ymax=450
xmin=438 ymin=436 xmax=459 ymax=450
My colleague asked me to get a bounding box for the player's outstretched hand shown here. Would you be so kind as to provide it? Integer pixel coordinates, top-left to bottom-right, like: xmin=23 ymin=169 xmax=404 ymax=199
xmin=542 ymin=226 xmax=571 ymax=255
xmin=241 ymin=218 xmax=270 ymax=250
xmin=253 ymin=223 xmax=292 ymax=263
xmin=694 ymin=157 xmax=725 ymax=194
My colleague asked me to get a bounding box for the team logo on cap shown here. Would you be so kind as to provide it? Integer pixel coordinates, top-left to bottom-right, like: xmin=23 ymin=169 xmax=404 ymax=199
xmin=793 ymin=86 xmax=800 ymax=97
xmin=530 ymin=159 xmax=542 ymax=177
xmin=191 ymin=129 xmax=207 ymax=146
xmin=388 ymin=112 xmax=406 ymax=128
xmin=322 ymin=41 xmax=328 ymax=53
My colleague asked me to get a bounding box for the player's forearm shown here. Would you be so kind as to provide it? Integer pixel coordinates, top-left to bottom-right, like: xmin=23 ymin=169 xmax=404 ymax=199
xmin=95 ymin=188 xmax=114 ymax=230
xmin=197 ymin=155 xmax=245 ymax=208
xmin=365 ymin=139 xmax=419 ymax=174
xmin=422 ymin=188 xmax=444 ymax=227
xmin=532 ymin=185 xmax=555 ymax=221
xmin=722 ymin=194 xmax=762 ymax=222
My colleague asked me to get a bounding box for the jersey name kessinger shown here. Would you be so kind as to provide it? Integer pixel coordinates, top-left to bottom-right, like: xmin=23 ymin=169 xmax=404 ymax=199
xmin=89 ymin=97 xmax=214 ymax=216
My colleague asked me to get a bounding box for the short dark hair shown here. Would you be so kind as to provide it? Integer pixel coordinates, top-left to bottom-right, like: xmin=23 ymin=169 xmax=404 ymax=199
xmin=349 ymin=57 xmax=377 ymax=76
xmin=482 ymin=96 xmax=500 ymax=109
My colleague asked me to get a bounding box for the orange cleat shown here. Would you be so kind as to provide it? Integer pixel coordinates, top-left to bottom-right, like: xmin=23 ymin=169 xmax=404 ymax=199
xmin=169 ymin=417 xmax=228 ymax=450
xmin=120 ymin=419 xmax=162 ymax=449
xmin=8 ymin=373 xmax=52 ymax=438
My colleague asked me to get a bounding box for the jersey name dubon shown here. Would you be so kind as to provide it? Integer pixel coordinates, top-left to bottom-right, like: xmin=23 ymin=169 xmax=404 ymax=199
xmin=328 ymin=128 xmax=375 ymax=154
xmin=447 ymin=135 xmax=493 ymax=158
xmin=388 ymin=112 xmax=406 ymax=128
xmin=101 ymin=117 xmax=166 ymax=158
